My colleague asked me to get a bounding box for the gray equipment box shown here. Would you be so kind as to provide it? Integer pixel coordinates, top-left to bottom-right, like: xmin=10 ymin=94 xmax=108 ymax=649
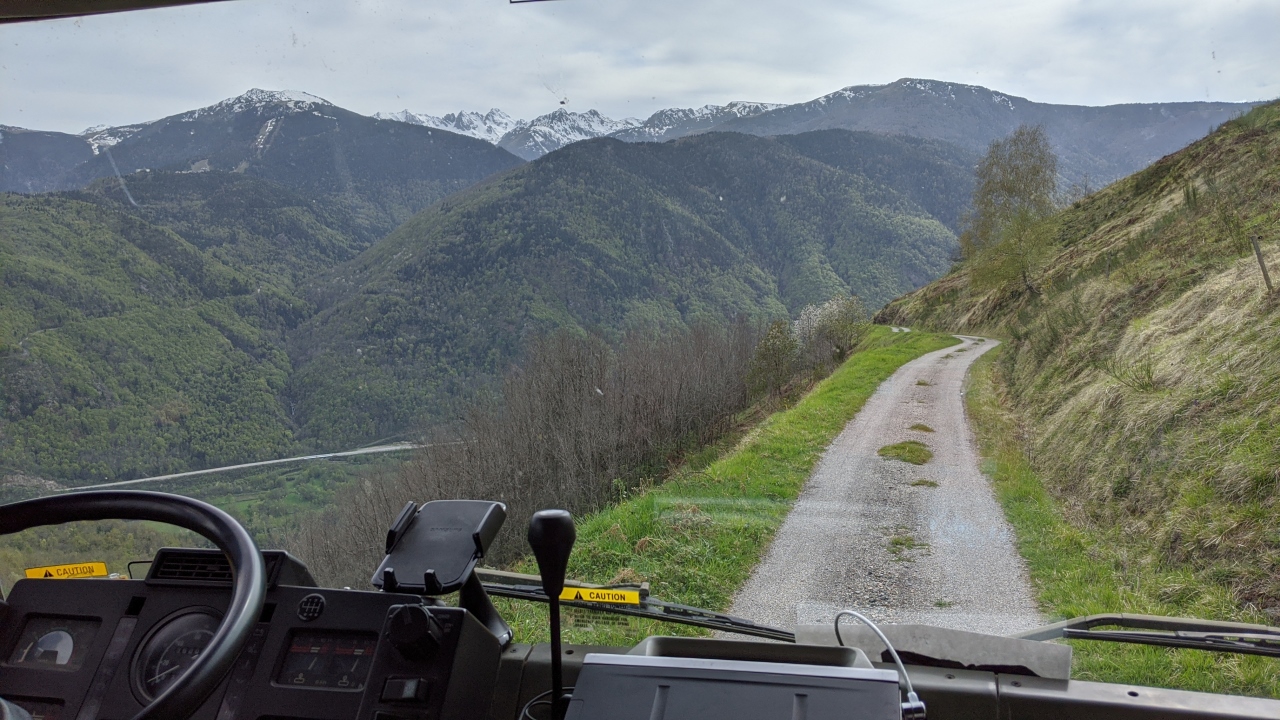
xmin=564 ymin=653 xmax=902 ymax=720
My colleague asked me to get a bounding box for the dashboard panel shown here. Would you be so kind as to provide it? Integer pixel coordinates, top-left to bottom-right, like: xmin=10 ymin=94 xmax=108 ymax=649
xmin=0 ymin=570 xmax=500 ymax=720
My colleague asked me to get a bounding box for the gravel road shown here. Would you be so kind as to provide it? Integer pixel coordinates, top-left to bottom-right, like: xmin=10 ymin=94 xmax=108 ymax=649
xmin=728 ymin=336 xmax=1041 ymax=636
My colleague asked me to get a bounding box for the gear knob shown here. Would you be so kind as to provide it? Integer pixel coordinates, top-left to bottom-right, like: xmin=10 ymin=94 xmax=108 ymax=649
xmin=528 ymin=509 xmax=576 ymax=597
xmin=529 ymin=509 xmax=576 ymax=719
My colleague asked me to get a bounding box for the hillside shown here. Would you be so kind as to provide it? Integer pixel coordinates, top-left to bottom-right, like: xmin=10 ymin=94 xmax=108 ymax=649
xmin=879 ymin=102 xmax=1280 ymax=611
xmin=0 ymin=194 xmax=304 ymax=485
xmin=0 ymin=126 xmax=95 ymax=193
xmin=1 ymin=90 xmax=525 ymax=238
xmin=71 ymin=170 xmax=369 ymax=285
xmin=288 ymin=130 xmax=965 ymax=447
xmin=774 ymin=130 xmax=976 ymax=231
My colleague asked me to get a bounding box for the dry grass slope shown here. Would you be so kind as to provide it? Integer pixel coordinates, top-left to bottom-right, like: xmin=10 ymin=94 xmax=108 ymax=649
xmin=880 ymin=101 xmax=1280 ymax=615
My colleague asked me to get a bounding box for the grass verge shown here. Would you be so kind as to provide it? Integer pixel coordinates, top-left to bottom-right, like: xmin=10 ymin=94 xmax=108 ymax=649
xmin=497 ymin=326 xmax=959 ymax=645
xmin=965 ymin=346 xmax=1280 ymax=698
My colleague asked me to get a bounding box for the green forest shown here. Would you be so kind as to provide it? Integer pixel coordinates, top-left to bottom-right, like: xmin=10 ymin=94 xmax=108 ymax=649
xmin=291 ymin=131 xmax=965 ymax=447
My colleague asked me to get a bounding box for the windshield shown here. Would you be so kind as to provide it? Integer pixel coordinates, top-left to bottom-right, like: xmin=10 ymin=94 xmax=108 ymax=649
xmin=2 ymin=0 xmax=1278 ymax=699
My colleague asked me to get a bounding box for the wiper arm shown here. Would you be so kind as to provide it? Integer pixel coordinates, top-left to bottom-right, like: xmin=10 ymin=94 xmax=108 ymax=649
xmin=1060 ymin=628 xmax=1280 ymax=658
xmin=475 ymin=569 xmax=794 ymax=642
xmin=1016 ymin=613 xmax=1280 ymax=658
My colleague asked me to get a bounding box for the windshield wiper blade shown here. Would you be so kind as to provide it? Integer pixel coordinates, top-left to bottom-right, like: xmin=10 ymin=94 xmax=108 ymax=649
xmin=479 ymin=579 xmax=795 ymax=642
xmin=1061 ymin=629 xmax=1280 ymax=658
xmin=1016 ymin=613 xmax=1280 ymax=658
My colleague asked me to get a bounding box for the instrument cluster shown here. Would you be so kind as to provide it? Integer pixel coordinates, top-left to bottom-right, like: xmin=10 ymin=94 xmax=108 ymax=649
xmin=0 ymin=570 xmax=499 ymax=720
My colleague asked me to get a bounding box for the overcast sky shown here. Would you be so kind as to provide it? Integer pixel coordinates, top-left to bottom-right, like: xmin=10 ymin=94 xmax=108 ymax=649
xmin=2 ymin=0 xmax=1277 ymax=134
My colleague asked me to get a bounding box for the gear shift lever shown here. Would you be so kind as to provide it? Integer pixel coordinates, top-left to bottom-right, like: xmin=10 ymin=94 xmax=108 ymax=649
xmin=528 ymin=509 xmax=576 ymax=720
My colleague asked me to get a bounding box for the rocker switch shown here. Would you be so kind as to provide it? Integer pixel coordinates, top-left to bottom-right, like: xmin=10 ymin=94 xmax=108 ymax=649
xmin=381 ymin=677 xmax=428 ymax=703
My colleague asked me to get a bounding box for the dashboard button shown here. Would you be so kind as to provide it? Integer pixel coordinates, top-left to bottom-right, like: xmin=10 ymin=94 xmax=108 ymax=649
xmin=381 ymin=677 xmax=428 ymax=702
xmin=297 ymin=593 xmax=326 ymax=621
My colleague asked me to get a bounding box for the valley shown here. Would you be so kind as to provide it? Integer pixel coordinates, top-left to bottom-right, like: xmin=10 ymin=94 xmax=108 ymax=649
xmin=3 ymin=86 xmax=988 ymax=485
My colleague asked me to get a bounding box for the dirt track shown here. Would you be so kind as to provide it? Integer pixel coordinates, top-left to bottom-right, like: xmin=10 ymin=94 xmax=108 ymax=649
xmin=728 ymin=336 xmax=1041 ymax=636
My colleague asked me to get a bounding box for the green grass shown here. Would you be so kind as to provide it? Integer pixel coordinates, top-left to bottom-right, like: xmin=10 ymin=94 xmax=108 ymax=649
xmin=909 ymin=479 xmax=939 ymax=488
xmin=497 ymin=326 xmax=960 ymax=645
xmin=966 ymin=347 xmax=1280 ymax=698
xmin=887 ymin=533 xmax=928 ymax=560
xmin=877 ymin=441 xmax=933 ymax=465
xmin=915 ymin=379 xmax=933 ymax=386
xmin=909 ymin=423 xmax=935 ymax=432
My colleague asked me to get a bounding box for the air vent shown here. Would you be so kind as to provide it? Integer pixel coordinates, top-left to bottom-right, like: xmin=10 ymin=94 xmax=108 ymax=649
xmin=144 ymin=548 xmax=318 ymax=588
xmin=150 ymin=549 xmax=233 ymax=584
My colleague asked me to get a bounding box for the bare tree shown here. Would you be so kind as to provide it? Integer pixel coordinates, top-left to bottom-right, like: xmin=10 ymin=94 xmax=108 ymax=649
xmin=290 ymin=321 xmax=760 ymax=587
xmin=962 ymin=125 xmax=1059 ymax=293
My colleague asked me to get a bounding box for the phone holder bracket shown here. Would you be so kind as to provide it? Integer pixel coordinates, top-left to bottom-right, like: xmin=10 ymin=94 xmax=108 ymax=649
xmin=372 ymin=499 xmax=511 ymax=646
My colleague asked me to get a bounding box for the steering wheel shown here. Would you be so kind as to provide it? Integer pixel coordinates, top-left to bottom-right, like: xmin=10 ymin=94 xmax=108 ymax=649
xmin=0 ymin=490 xmax=266 ymax=720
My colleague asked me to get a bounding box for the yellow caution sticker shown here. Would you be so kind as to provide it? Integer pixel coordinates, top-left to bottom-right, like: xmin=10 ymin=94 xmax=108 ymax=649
xmin=559 ymin=587 xmax=641 ymax=605
xmin=25 ymin=562 xmax=110 ymax=580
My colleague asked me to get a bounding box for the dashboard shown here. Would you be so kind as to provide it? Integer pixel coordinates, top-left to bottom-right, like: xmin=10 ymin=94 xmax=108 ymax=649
xmin=8 ymin=547 xmax=1279 ymax=720
xmin=0 ymin=550 xmax=500 ymax=720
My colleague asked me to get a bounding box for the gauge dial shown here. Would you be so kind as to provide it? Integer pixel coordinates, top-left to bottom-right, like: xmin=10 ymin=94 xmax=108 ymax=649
xmin=132 ymin=609 xmax=220 ymax=702
xmin=275 ymin=632 xmax=379 ymax=690
xmin=7 ymin=617 xmax=100 ymax=671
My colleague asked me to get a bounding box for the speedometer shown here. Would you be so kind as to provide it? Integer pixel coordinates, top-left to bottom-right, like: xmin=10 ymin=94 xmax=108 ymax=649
xmin=131 ymin=609 xmax=220 ymax=703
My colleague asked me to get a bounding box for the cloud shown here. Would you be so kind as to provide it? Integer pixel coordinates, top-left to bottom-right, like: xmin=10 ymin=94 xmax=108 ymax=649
xmin=1 ymin=0 xmax=1276 ymax=133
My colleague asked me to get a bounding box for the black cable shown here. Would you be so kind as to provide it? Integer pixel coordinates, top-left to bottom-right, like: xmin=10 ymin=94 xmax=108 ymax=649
xmin=519 ymin=686 xmax=575 ymax=720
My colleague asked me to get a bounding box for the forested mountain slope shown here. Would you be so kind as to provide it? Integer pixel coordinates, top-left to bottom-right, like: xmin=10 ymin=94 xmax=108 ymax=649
xmin=289 ymin=131 xmax=963 ymax=447
xmin=0 ymin=194 xmax=303 ymax=484
xmin=774 ymin=130 xmax=976 ymax=231
xmin=879 ymin=102 xmax=1280 ymax=609
xmin=0 ymin=126 xmax=95 ymax=194
xmin=71 ymin=170 xmax=369 ymax=286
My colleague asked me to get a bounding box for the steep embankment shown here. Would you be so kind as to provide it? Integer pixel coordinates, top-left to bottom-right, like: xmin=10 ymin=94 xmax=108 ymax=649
xmin=290 ymin=131 xmax=965 ymax=447
xmin=880 ymin=102 xmax=1280 ymax=615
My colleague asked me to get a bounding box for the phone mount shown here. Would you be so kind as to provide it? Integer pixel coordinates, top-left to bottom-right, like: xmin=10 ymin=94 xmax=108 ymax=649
xmin=372 ymin=499 xmax=512 ymax=647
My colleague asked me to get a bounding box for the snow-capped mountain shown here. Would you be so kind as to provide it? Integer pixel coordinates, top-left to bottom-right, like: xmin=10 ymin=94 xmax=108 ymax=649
xmin=75 ymin=90 xmax=334 ymax=156
xmin=1 ymin=89 xmax=523 ymax=228
xmin=374 ymin=101 xmax=782 ymax=159
xmin=496 ymin=109 xmax=642 ymax=160
xmin=80 ymin=124 xmax=149 ymax=155
xmin=374 ymin=109 xmax=519 ymax=145
xmin=610 ymin=101 xmax=785 ymax=143
xmin=205 ymin=88 xmax=331 ymax=112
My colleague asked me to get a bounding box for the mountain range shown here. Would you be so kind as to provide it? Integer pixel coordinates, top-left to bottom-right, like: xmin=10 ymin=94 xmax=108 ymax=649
xmin=2 ymin=124 xmax=972 ymax=480
xmin=0 ymin=78 xmax=1261 ymax=486
xmin=1 ymin=89 xmax=523 ymax=240
xmin=3 ymin=79 xmax=1256 ymax=201
xmin=376 ymin=101 xmax=786 ymax=160
xmin=377 ymin=78 xmax=1255 ymax=183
